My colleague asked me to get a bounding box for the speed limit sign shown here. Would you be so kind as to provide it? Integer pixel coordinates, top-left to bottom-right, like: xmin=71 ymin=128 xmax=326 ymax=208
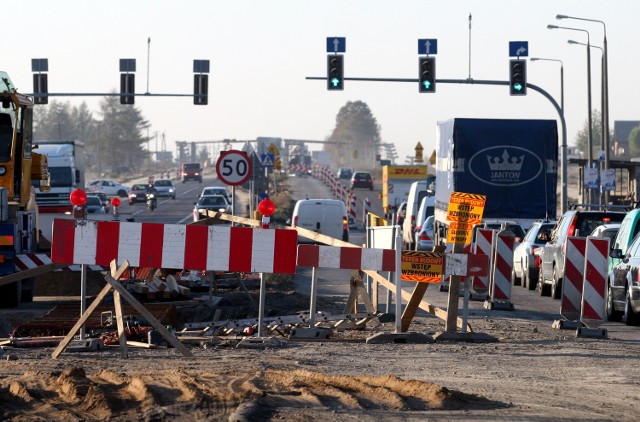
xmin=216 ymin=150 xmax=252 ymax=186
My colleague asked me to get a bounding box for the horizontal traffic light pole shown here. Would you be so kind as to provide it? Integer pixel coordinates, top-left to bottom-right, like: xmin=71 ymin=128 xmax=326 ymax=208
xmin=27 ymin=92 xmax=197 ymax=97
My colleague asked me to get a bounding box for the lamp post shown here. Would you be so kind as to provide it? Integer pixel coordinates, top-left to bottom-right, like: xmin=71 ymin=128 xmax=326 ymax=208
xmin=557 ymin=15 xmax=609 ymax=175
xmin=568 ymin=40 xmax=605 ymax=196
xmin=530 ymin=57 xmax=566 ymax=213
xmin=548 ymin=24 xmax=593 ymax=204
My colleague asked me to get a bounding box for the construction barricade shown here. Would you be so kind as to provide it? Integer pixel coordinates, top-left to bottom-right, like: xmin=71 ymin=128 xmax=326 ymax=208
xmin=558 ymin=237 xmax=587 ymax=326
xmin=577 ymin=237 xmax=609 ymax=338
xmin=486 ymin=229 xmax=514 ymax=310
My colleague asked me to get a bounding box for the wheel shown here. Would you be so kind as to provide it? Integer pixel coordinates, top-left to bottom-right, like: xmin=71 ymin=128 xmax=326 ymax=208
xmin=117 ymin=189 xmax=127 ymax=197
xmin=624 ymin=289 xmax=640 ymax=326
xmin=606 ymin=285 xmax=623 ymax=322
xmin=526 ymin=269 xmax=537 ymax=291
xmin=511 ymin=269 xmax=521 ymax=286
xmin=551 ymin=266 xmax=562 ymax=300
xmin=538 ymin=272 xmax=551 ymax=297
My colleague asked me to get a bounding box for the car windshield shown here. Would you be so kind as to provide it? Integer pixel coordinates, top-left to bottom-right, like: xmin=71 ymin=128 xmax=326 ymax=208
xmin=184 ymin=164 xmax=200 ymax=170
xmin=199 ymin=196 xmax=226 ymax=206
xmin=155 ymin=180 xmax=172 ymax=187
xmin=86 ymin=197 xmax=101 ymax=205
xmin=132 ymin=184 xmax=149 ymax=190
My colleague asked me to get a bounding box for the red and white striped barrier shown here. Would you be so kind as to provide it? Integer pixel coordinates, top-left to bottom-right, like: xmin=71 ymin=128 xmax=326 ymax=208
xmin=51 ymin=219 xmax=298 ymax=273
xmin=561 ymin=237 xmax=586 ymax=321
xmin=490 ymin=231 xmax=514 ymax=304
xmin=14 ymin=253 xmax=107 ymax=272
xmin=363 ymin=197 xmax=371 ymax=226
xmin=473 ymin=228 xmax=494 ymax=295
xmin=581 ymin=237 xmax=609 ymax=321
xmin=297 ymin=244 xmax=395 ymax=271
xmin=349 ymin=193 xmax=357 ymax=220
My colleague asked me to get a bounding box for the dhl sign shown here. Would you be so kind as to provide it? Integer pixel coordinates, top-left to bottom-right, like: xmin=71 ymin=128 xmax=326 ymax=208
xmin=386 ymin=166 xmax=428 ymax=179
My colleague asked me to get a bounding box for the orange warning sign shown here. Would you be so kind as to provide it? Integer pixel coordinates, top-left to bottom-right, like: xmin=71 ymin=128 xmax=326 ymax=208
xmin=401 ymin=251 xmax=444 ymax=283
xmin=446 ymin=191 xmax=486 ymax=225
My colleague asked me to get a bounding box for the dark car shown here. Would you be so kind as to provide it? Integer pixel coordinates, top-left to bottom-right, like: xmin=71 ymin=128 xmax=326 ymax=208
xmin=350 ymin=171 xmax=373 ymax=190
xmin=85 ymin=195 xmax=106 ymax=214
xmin=539 ymin=207 xmax=627 ymax=299
xmin=193 ymin=195 xmax=231 ymax=221
xmin=128 ymin=183 xmax=151 ymax=205
xmin=336 ymin=167 xmax=353 ymax=180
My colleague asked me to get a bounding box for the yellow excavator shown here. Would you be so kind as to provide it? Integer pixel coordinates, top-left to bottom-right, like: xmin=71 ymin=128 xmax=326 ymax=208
xmin=0 ymin=71 xmax=50 ymax=307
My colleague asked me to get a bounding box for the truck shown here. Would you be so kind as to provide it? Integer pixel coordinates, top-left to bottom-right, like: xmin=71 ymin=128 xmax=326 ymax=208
xmin=433 ymin=118 xmax=558 ymax=244
xmin=381 ymin=165 xmax=435 ymax=219
xmin=0 ymin=71 xmax=51 ymax=307
xmin=34 ymin=140 xmax=85 ymax=213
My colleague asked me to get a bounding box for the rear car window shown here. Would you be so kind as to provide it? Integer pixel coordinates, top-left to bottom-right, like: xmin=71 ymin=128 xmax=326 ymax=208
xmin=183 ymin=163 xmax=201 ymax=170
xmin=573 ymin=213 xmax=626 ymax=237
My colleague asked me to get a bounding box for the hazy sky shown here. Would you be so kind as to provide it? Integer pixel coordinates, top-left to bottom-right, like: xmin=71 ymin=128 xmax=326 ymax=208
xmin=6 ymin=1 xmax=639 ymax=163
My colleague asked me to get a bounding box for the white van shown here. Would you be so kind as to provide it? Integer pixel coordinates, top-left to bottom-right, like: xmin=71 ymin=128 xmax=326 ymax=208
xmin=402 ymin=180 xmax=434 ymax=249
xmin=291 ymin=199 xmax=349 ymax=243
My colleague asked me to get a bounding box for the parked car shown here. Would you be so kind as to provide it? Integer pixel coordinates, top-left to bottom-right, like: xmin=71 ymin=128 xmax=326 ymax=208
xmin=539 ymin=207 xmax=627 ymax=299
xmin=85 ymin=195 xmax=107 ymax=214
xmin=609 ymin=209 xmax=640 ymax=273
xmin=200 ymin=186 xmax=231 ymax=203
xmin=608 ymin=232 xmax=640 ymax=325
xmin=512 ymin=220 xmax=556 ymax=290
xmin=350 ymin=171 xmax=374 ymax=190
xmin=589 ymin=223 xmax=621 ymax=246
xmin=416 ymin=215 xmax=435 ymax=251
xmin=193 ymin=195 xmax=231 ymax=221
xmin=87 ymin=179 xmax=130 ymax=197
xmin=153 ymin=178 xmax=176 ymax=199
xmin=128 ymin=183 xmax=151 ymax=205
xmin=336 ymin=167 xmax=353 ymax=180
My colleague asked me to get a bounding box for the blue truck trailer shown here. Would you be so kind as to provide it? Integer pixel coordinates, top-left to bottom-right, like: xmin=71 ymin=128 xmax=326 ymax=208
xmin=433 ymin=118 xmax=558 ymax=244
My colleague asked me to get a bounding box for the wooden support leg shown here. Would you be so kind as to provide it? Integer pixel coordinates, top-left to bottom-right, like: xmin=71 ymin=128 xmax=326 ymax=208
xmin=401 ymin=282 xmax=429 ymax=332
xmin=113 ymin=290 xmax=129 ymax=359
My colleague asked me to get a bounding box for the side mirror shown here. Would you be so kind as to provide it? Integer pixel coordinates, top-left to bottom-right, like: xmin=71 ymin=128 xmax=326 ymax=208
xmin=609 ymin=248 xmax=623 ymax=259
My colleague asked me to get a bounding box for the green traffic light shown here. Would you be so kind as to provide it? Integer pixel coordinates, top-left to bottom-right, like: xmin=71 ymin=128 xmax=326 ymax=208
xmin=331 ymin=77 xmax=341 ymax=87
xmin=513 ymin=83 xmax=523 ymax=91
xmin=423 ymin=80 xmax=431 ymax=90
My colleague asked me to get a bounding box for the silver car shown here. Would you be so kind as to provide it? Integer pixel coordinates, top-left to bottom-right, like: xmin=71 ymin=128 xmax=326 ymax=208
xmin=416 ymin=215 xmax=435 ymax=251
xmin=512 ymin=221 xmax=555 ymax=290
xmin=153 ymin=178 xmax=176 ymax=199
xmin=609 ymin=231 xmax=640 ymax=325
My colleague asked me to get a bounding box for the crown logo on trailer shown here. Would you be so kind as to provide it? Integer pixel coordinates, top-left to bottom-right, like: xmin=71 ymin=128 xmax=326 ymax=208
xmin=487 ymin=150 xmax=524 ymax=171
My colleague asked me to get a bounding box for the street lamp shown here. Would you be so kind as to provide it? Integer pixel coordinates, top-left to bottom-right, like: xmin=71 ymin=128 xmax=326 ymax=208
xmin=530 ymin=57 xmax=566 ymax=213
xmin=557 ymin=15 xmax=609 ymax=176
xmin=548 ymin=24 xmax=594 ymax=204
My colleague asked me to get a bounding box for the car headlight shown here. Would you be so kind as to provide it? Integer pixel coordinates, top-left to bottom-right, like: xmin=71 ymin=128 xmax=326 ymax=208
xmin=0 ymin=166 xmax=6 ymax=175
xmin=169 ymin=188 xmax=174 ymax=193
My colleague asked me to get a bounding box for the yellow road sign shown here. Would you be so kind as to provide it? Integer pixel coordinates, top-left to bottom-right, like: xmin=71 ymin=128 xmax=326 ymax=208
xmin=446 ymin=192 xmax=486 ymax=225
xmin=401 ymin=251 xmax=444 ymax=283
xmin=446 ymin=221 xmax=474 ymax=244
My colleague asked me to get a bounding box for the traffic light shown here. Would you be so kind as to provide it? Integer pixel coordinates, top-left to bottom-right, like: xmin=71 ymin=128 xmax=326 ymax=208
xmin=509 ymin=59 xmax=527 ymax=96
xmin=418 ymin=57 xmax=436 ymax=93
xmin=327 ymin=54 xmax=344 ymax=91
xmin=120 ymin=73 xmax=135 ymax=104
xmin=32 ymin=73 xmax=48 ymax=104
xmin=194 ymin=74 xmax=208 ymax=105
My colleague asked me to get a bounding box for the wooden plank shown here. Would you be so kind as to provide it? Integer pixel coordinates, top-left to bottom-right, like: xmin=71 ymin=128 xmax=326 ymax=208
xmin=0 ymin=263 xmax=63 ymax=288
xmin=401 ymin=282 xmax=429 ymax=332
xmin=113 ymin=290 xmax=129 ymax=359
xmin=102 ymin=273 xmax=193 ymax=357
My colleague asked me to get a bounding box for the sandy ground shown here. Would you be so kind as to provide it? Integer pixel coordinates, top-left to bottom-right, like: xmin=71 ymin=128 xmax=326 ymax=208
xmin=1 ymin=290 xmax=640 ymax=421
